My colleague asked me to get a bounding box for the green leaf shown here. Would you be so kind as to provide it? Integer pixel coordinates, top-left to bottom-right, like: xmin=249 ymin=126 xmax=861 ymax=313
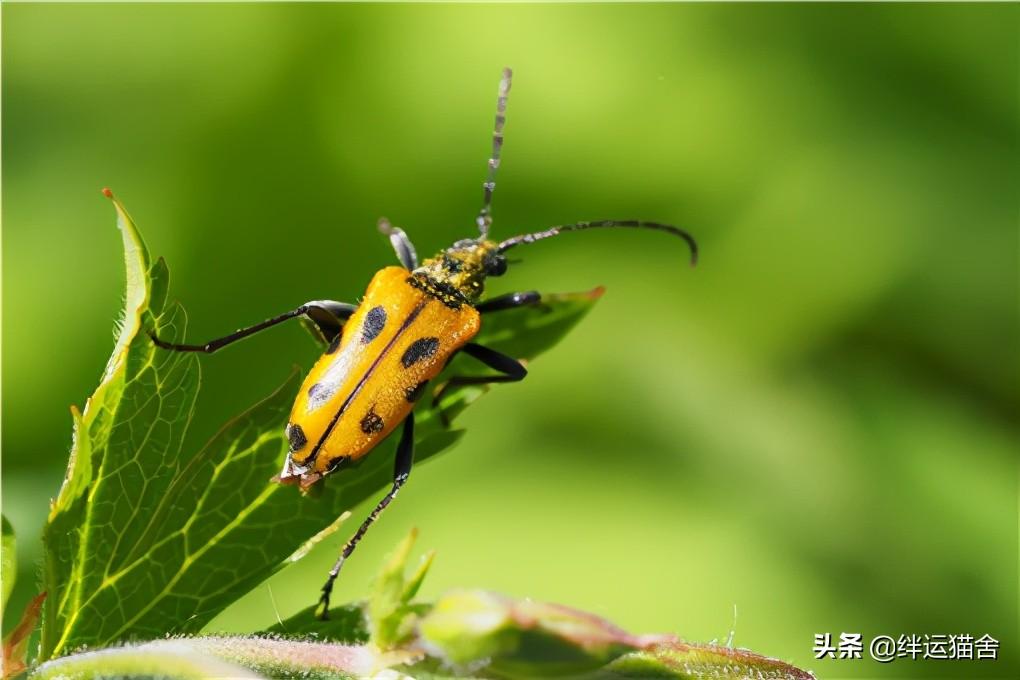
xmin=260 ymin=530 xmax=435 ymax=645
xmin=30 ymin=640 xmax=267 ymax=680
xmin=432 ymin=287 xmax=605 ymax=425
xmin=29 ymin=636 xmax=387 ymax=680
xmin=417 ymin=588 xmax=815 ymax=679
xmin=2 ymin=515 xmax=14 ymax=611
xmin=367 ymin=529 xmax=435 ymax=650
xmin=597 ymin=642 xmax=816 ymax=680
xmin=262 ymin=602 xmax=370 ymax=644
xmin=400 ymin=542 xmax=435 ymax=604
xmin=418 ymin=589 xmax=672 ymax=677
xmin=41 ymin=194 xmax=603 ymax=659
xmin=465 ymin=287 xmax=605 ymax=363
xmin=29 ymin=582 xmax=814 ymax=680
xmin=26 ymin=626 xmax=816 ymax=680
xmin=41 ymin=192 xmax=198 ymax=660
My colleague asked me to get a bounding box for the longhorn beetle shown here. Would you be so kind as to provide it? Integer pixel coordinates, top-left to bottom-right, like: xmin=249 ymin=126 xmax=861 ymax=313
xmin=152 ymin=68 xmax=697 ymax=618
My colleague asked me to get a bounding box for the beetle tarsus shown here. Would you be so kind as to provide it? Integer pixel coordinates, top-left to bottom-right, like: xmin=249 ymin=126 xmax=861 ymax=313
xmin=316 ymin=577 xmax=337 ymax=621
xmin=148 ymin=330 xmax=210 ymax=353
xmin=316 ymin=559 xmax=344 ymax=620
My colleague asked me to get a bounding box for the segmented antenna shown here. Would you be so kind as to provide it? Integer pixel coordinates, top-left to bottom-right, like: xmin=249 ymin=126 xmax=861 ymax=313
xmin=497 ymin=219 xmax=699 ymax=266
xmin=476 ymin=67 xmax=513 ymax=239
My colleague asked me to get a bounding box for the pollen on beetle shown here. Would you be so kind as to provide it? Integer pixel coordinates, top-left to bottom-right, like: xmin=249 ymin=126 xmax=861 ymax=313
xmin=360 ymin=410 xmax=384 ymax=435
xmin=286 ymin=423 xmax=307 ymax=451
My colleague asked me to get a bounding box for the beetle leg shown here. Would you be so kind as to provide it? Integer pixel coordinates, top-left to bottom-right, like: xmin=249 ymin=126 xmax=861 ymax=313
xmin=150 ymin=300 xmax=356 ymax=353
xmin=432 ymin=343 xmax=527 ymax=424
xmin=303 ymin=301 xmax=358 ymax=344
xmin=378 ymin=218 xmax=419 ymax=270
xmin=316 ymin=412 xmax=415 ymax=620
xmin=475 ymin=290 xmax=541 ymax=313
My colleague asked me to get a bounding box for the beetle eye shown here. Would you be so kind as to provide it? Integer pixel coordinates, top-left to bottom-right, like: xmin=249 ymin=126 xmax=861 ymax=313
xmin=486 ymin=255 xmax=508 ymax=276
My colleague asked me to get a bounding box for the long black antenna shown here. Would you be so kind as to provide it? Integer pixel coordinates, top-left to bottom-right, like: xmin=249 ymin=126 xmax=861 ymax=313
xmin=497 ymin=219 xmax=699 ymax=266
xmin=476 ymin=67 xmax=513 ymax=239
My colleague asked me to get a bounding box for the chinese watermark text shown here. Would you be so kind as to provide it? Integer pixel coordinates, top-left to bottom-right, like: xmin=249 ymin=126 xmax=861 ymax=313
xmin=813 ymin=633 xmax=999 ymax=663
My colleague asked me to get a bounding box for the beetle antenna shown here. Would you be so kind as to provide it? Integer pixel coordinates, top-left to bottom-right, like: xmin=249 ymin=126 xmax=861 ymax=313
xmin=497 ymin=220 xmax=699 ymax=266
xmin=476 ymin=67 xmax=513 ymax=240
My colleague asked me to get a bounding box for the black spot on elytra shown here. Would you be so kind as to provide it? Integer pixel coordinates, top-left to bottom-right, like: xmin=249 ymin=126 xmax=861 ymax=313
xmin=361 ymin=306 xmax=387 ymax=344
xmin=405 ymin=380 xmax=428 ymax=402
xmin=401 ymin=337 xmax=440 ymax=368
xmin=287 ymin=423 xmax=307 ymax=451
xmin=360 ymin=410 xmax=384 ymax=435
xmin=325 ymin=333 xmax=341 ymax=355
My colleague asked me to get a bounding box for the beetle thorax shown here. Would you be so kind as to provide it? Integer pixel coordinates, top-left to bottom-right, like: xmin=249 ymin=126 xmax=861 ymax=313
xmin=409 ymin=239 xmax=504 ymax=307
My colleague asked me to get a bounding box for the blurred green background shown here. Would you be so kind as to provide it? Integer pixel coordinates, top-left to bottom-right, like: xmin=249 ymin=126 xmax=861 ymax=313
xmin=2 ymin=3 xmax=1016 ymax=678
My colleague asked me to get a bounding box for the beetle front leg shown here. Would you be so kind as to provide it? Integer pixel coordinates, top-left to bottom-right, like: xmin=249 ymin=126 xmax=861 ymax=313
xmin=150 ymin=300 xmax=357 ymax=354
xmin=475 ymin=290 xmax=541 ymax=313
xmin=316 ymin=412 xmax=416 ymax=620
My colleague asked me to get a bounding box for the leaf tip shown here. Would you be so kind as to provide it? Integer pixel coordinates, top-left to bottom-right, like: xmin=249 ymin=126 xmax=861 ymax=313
xmin=101 ymin=187 xmax=114 ymax=199
xmin=589 ymin=285 xmax=607 ymax=299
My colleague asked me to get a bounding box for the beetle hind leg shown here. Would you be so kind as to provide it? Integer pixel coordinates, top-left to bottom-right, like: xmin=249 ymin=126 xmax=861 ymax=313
xmin=316 ymin=412 xmax=416 ymax=620
xmin=432 ymin=342 xmax=527 ymax=425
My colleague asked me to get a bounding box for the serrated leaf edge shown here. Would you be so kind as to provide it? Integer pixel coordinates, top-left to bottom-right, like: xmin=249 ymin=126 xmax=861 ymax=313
xmin=44 ymin=192 xmax=155 ymax=658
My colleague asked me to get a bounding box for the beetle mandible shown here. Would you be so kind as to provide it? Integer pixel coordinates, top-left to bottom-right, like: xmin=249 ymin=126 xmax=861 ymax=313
xmin=152 ymin=68 xmax=697 ymax=617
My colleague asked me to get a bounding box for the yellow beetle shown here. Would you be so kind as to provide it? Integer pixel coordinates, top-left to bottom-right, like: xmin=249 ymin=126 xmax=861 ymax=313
xmin=152 ymin=68 xmax=697 ymax=617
